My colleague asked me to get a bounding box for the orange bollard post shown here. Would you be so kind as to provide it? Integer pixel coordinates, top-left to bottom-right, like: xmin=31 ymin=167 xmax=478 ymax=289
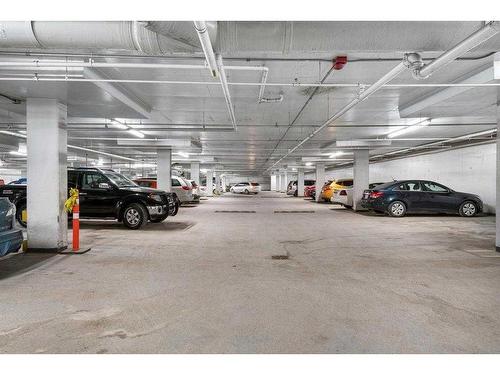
xmin=72 ymin=196 xmax=80 ymax=252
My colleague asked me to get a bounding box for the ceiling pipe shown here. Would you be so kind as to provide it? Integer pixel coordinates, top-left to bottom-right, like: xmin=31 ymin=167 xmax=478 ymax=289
xmin=411 ymin=21 xmax=500 ymax=79
xmin=2 ymin=75 xmax=500 ymax=88
xmin=265 ymin=57 xmax=411 ymax=171
xmin=216 ymin=54 xmax=237 ymax=130
xmin=193 ymin=21 xmax=218 ymax=78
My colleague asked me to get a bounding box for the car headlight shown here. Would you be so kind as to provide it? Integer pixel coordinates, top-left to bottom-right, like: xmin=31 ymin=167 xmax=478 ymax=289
xmin=6 ymin=207 xmax=14 ymax=217
xmin=149 ymin=193 xmax=163 ymax=203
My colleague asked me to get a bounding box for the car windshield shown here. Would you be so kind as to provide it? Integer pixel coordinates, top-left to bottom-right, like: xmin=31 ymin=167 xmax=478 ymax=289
xmin=104 ymin=172 xmax=138 ymax=188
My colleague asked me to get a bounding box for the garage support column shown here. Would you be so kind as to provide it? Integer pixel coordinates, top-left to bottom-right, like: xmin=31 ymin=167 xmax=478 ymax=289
xmin=271 ymin=174 xmax=277 ymax=191
xmin=281 ymin=171 xmax=288 ymax=192
xmin=206 ymin=170 xmax=214 ymax=197
xmin=353 ymin=149 xmax=370 ymax=211
xmin=496 ymin=86 xmax=500 ymax=252
xmin=297 ymin=168 xmax=305 ymax=197
xmin=315 ymin=163 xmax=325 ymax=202
xmin=26 ymin=98 xmax=68 ymax=251
xmin=157 ymin=149 xmax=172 ymax=192
xmin=190 ymin=162 xmax=200 ymax=185
xmin=276 ymin=174 xmax=281 ymax=192
xmin=215 ymin=173 xmax=221 ymax=194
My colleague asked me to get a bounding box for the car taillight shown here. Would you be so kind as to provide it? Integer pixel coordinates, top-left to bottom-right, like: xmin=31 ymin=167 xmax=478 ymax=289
xmin=339 ymin=190 xmax=347 ymax=196
xmin=181 ymin=185 xmax=191 ymax=190
xmin=369 ymin=191 xmax=384 ymax=199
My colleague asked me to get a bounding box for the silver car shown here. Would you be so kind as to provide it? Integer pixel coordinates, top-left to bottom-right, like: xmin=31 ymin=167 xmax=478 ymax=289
xmin=171 ymin=176 xmax=195 ymax=204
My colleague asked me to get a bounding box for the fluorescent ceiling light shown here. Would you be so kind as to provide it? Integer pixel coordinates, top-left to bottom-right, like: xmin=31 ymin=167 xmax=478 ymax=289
xmin=128 ymin=129 xmax=145 ymax=138
xmin=329 ymin=151 xmax=344 ymax=158
xmin=111 ymin=119 xmax=129 ymax=130
xmin=9 ymin=151 xmax=26 ymax=157
xmin=387 ymin=119 xmax=431 ymax=139
xmin=177 ymin=152 xmax=189 ymax=158
xmin=133 ymin=163 xmax=155 ymax=169
xmin=305 ymin=162 xmax=313 ymax=166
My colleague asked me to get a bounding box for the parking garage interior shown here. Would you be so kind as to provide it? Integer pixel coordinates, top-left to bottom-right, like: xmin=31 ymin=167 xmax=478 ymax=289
xmin=0 ymin=10 xmax=500 ymax=362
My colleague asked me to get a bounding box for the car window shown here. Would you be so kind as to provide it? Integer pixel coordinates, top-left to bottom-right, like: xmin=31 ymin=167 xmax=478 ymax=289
xmin=104 ymin=172 xmax=137 ymax=188
xmin=68 ymin=171 xmax=78 ymax=188
xmin=340 ymin=180 xmax=353 ymax=187
xmin=82 ymin=172 xmax=109 ymax=189
xmin=422 ymin=181 xmax=449 ymax=192
xmin=171 ymin=178 xmax=181 ymax=187
xmin=305 ymin=180 xmax=315 ymax=186
xmin=394 ymin=182 xmax=421 ymax=191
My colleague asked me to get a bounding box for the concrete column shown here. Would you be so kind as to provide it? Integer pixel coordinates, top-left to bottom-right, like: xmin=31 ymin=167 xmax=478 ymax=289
xmin=215 ymin=172 xmax=221 ymax=194
xmin=297 ymin=168 xmax=305 ymax=197
xmin=271 ymin=174 xmax=277 ymax=191
xmin=157 ymin=149 xmax=172 ymax=192
xmin=221 ymin=175 xmax=227 ymax=192
xmin=26 ymin=98 xmax=67 ymax=251
xmin=353 ymin=149 xmax=370 ymax=211
xmin=496 ymin=86 xmax=500 ymax=252
xmin=281 ymin=171 xmax=288 ymax=192
xmin=276 ymin=174 xmax=282 ymax=192
xmin=315 ymin=163 xmax=325 ymax=202
xmin=206 ymin=170 xmax=214 ymax=197
xmin=190 ymin=162 xmax=200 ymax=185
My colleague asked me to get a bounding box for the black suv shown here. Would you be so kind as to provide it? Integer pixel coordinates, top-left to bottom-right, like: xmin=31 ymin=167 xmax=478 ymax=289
xmin=0 ymin=168 xmax=180 ymax=229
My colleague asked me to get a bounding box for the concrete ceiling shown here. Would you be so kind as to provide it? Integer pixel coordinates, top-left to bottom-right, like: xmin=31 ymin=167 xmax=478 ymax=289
xmin=0 ymin=21 xmax=498 ymax=175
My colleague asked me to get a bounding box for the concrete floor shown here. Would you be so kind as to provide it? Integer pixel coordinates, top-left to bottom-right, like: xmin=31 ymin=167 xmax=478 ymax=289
xmin=0 ymin=191 xmax=499 ymax=353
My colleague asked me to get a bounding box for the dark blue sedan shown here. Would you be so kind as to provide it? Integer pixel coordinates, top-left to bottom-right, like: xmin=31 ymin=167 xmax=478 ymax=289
xmin=361 ymin=180 xmax=483 ymax=217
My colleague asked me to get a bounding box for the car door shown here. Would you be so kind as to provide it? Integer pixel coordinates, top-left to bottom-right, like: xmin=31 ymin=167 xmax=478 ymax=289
xmin=79 ymin=171 xmax=118 ymax=217
xmin=421 ymin=181 xmax=458 ymax=212
xmin=393 ymin=181 xmax=425 ymax=212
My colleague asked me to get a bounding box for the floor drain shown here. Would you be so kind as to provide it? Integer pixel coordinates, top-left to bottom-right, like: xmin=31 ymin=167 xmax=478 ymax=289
xmin=215 ymin=210 xmax=256 ymax=213
xmin=274 ymin=210 xmax=315 ymax=213
xmin=271 ymin=255 xmax=289 ymax=260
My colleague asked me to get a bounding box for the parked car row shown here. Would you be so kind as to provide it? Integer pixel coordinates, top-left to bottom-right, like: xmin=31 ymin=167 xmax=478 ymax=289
xmin=134 ymin=176 xmax=201 ymax=204
xmin=286 ymin=180 xmax=315 ymax=196
xmin=0 ymin=168 xmax=181 ymax=230
xmin=311 ymin=177 xmax=483 ymax=218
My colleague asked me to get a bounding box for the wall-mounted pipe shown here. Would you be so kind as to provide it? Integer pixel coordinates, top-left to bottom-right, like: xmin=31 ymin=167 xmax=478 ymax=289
xmin=216 ymin=54 xmax=236 ymax=129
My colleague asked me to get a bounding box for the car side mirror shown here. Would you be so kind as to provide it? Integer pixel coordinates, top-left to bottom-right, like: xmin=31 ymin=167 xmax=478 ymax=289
xmin=99 ymin=182 xmax=111 ymax=190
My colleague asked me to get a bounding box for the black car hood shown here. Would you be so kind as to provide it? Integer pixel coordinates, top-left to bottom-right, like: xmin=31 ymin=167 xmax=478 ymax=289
xmin=119 ymin=186 xmax=167 ymax=194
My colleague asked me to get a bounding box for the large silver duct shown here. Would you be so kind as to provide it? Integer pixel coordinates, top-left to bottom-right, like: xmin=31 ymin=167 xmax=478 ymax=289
xmin=0 ymin=21 xmax=204 ymax=54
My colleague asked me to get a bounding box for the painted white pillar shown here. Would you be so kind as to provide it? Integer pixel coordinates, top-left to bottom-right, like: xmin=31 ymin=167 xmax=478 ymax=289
xmin=157 ymin=149 xmax=172 ymax=192
xmin=353 ymin=149 xmax=370 ymax=211
xmin=315 ymin=163 xmax=325 ymax=202
xmin=206 ymin=170 xmax=214 ymax=197
xmin=271 ymin=174 xmax=277 ymax=191
xmin=496 ymin=87 xmax=500 ymax=251
xmin=276 ymin=174 xmax=282 ymax=192
xmin=27 ymin=98 xmax=67 ymax=251
xmin=215 ymin=172 xmax=221 ymax=194
xmin=281 ymin=171 xmax=288 ymax=192
xmin=297 ymin=168 xmax=305 ymax=197
xmin=190 ymin=162 xmax=200 ymax=185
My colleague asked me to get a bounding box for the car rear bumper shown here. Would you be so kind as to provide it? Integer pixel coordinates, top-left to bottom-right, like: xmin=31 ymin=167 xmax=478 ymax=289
xmin=0 ymin=228 xmax=23 ymax=257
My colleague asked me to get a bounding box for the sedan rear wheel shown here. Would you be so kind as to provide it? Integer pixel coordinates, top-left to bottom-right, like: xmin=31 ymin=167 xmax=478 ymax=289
xmin=460 ymin=201 xmax=477 ymax=217
xmin=388 ymin=201 xmax=406 ymax=217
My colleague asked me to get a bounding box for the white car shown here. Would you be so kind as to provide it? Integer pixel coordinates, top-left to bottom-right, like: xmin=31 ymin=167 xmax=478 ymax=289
xmin=331 ymin=188 xmax=353 ymax=207
xmin=230 ymin=182 xmax=261 ymax=194
xmin=171 ymin=176 xmax=195 ymax=203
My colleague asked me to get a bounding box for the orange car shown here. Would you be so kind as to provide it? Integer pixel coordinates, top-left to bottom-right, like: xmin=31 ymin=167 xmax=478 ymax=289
xmin=320 ymin=178 xmax=353 ymax=202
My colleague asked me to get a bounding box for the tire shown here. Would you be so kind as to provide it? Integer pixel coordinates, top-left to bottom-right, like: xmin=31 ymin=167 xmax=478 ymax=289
xmin=122 ymin=203 xmax=148 ymax=229
xmin=294 ymin=191 xmax=298 ymax=197
xmin=16 ymin=202 xmax=27 ymax=227
xmin=244 ymin=189 xmax=250 ymax=194
xmin=459 ymin=201 xmax=478 ymax=217
xmin=388 ymin=201 xmax=407 ymax=217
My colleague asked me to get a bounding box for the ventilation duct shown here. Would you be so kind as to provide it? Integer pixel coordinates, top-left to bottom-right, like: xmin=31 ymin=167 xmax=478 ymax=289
xmin=0 ymin=21 xmax=200 ymax=54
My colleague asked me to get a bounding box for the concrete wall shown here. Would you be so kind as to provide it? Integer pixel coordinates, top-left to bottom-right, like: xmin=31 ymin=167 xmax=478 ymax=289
xmin=306 ymin=143 xmax=496 ymax=213
xmin=0 ymin=169 xmax=23 ymax=184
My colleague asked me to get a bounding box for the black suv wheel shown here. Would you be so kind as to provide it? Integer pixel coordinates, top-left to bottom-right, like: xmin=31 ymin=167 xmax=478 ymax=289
xmin=122 ymin=203 xmax=148 ymax=229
